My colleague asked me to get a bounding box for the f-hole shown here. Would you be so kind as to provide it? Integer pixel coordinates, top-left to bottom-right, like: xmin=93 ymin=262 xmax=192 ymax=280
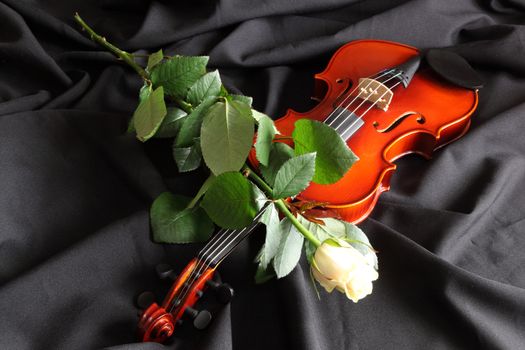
xmin=373 ymin=112 xmax=425 ymax=133
xmin=332 ymin=78 xmax=353 ymax=108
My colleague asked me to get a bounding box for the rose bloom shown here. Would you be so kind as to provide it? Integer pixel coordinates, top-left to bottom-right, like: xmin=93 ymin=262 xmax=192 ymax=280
xmin=311 ymin=241 xmax=378 ymax=302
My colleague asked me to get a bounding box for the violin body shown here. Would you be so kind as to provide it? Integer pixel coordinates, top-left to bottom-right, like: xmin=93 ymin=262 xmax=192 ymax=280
xmin=252 ymin=39 xmax=478 ymax=223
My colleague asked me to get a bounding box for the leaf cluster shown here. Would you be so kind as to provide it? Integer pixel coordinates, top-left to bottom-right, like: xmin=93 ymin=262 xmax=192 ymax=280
xmin=128 ymin=49 xmax=366 ymax=284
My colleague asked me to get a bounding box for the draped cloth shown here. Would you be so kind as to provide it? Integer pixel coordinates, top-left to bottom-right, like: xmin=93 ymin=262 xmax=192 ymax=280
xmin=0 ymin=0 xmax=524 ymax=349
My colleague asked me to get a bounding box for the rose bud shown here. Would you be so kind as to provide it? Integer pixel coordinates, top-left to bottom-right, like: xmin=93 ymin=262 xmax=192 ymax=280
xmin=311 ymin=239 xmax=378 ymax=302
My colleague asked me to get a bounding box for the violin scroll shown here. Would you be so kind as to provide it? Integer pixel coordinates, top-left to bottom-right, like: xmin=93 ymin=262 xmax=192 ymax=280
xmin=136 ymin=259 xmax=234 ymax=342
xmin=138 ymin=303 xmax=175 ymax=343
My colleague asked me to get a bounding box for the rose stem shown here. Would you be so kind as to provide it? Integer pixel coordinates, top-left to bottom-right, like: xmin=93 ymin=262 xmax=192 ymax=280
xmin=73 ymin=13 xmax=149 ymax=82
xmin=242 ymin=164 xmax=321 ymax=247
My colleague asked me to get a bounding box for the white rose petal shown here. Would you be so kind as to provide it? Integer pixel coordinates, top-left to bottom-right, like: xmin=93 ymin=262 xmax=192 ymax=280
xmin=311 ymin=241 xmax=378 ymax=302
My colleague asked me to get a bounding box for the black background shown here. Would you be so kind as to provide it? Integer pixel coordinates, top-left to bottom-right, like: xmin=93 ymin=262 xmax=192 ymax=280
xmin=1 ymin=0 xmax=524 ymax=349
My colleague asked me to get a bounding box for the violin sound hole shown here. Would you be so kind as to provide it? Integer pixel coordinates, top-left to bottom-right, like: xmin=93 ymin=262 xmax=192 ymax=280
xmin=373 ymin=112 xmax=425 ymax=133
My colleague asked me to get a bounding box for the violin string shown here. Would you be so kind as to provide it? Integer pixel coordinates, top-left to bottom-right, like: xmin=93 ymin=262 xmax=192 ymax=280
xmin=336 ymin=79 xmax=403 ymax=137
xmin=165 ymin=228 xmax=233 ymax=312
xmin=324 ymin=69 xmax=395 ymax=128
xmin=323 ymin=69 xmax=392 ymax=126
xmin=168 ymin=209 xmax=266 ymax=313
xmin=167 ymin=220 xmax=257 ymax=313
xmin=196 ymin=206 xmax=266 ymax=267
xmin=328 ymin=72 xmax=402 ymax=134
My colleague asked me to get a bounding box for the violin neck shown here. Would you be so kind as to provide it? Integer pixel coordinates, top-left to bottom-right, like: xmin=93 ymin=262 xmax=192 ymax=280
xmin=197 ymin=207 xmax=266 ymax=267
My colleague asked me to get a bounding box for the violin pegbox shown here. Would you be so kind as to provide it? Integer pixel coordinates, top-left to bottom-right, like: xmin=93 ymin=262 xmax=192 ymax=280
xmin=136 ymin=260 xmax=234 ymax=343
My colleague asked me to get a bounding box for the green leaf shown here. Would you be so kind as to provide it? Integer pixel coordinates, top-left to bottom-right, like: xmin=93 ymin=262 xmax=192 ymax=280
xmin=188 ymin=174 xmax=215 ymax=209
xmin=151 ymin=192 xmax=214 ymax=244
xmin=150 ymin=56 xmax=208 ymax=99
xmin=259 ymin=203 xmax=281 ymax=268
xmin=133 ymin=86 xmax=167 ymax=142
xmin=260 ymin=142 xmax=294 ymax=187
xmin=200 ymin=100 xmax=254 ymax=175
xmin=255 ymin=258 xmax=276 ymax=284
xmin=200 ymin=172 xmax=260 ymax=229
xmin=175 ymin=96 xmax=218 ymax=147
xmin=273 ymin=153 xmax=316 ymax=199
xmin=147 ymin=49 xmax=163 ymax=71
xmin=254 ymin=113 xmax=276 ymax=167
xmin=273 ymin=218 xmax=304 ymax=278
xmin=154 ymin=107 xmax=187 ymax=138
xmin=293 ymin=119 xmax=358 ymax=184
xmin=173 ymin=141 xmax=202 ymax=172
xmin=139 ymin=83 xmax=152 ymax=103
xmin=252 ymin=109 xmax=279 ymax=132
xmin=186 ymin=70 xmax=222 ymax=106
xmin=252 ymin=181 xmax=270 ymax=211
xmin=128 ymin=84 xmax=153 ymax=133
xmin=304 ymin=240 xmax=316 ymax=264
xmin=231 ymin=94 xmax=253 ymax=106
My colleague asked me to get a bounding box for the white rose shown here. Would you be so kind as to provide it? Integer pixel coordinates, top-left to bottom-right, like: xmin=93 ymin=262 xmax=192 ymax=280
xmin=311 ymin=241 xmax=378 ymax=303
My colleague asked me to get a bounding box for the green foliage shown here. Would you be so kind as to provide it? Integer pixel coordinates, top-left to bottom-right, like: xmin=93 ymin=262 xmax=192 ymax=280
xmin=173 ymin=141 xmax=202 ymax=172
xmin=251 ymin=109 xmax=267 ymax=124
xmin=186 ymin=70 xmax=222 ymax=106
xmin=230 ymin=94 xmax=253 ymax=106
xmin=175 ymin=96 xmax=217 ymax=147
xmin=133 ymin=86 xmax=167 ymax=142
xmin=258 ymin=203 xmax=281 ymax=268
xmin=293 ymin=119 xmax=358 ymax=184
xmin=260 ymin=142 xmax=295 ymax=187
xmin=254 ymin=113 xmax=276 ymax=167
xmin=154 ymin=107 xmax=187 ymax=138
xmin=200 ymin=172 xmax=263 ymax=229
xmin=200 ymin=100 xmax=254 ymax=175
xmin=254 ymin=258 xmax=276 ymax=284
xmin=150 ymin=56 xmax=208 ymax=99
xmin=147 ymin=49 xmax=164 ymax=71
xmin=139 ymin=83 xmax=152 ymax=103
xmin=273 ymin=218 xmax=305 ymax=278
xmin=150 ymin=192 xmax=214 ymax=243
xmin=272 ymin=153 xmax=316 ymax=199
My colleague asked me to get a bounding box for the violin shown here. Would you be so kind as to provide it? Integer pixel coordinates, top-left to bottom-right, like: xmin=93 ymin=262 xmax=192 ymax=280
xmin=137 ymin=39 xmax=482 ymax=343
xmin=251 ymin=39 xmax=482 ymax=223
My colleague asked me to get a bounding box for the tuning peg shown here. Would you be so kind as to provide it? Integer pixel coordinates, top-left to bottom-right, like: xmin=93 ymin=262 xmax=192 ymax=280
xmin=156 ymin=263 xmax=178 ymax=280
xmin=135 ymin=291 xmax=156 ymax=309
xmin=206 ymin=280 xmax=234 ymax=304
xmin=184 ymin=307 xmax=212 ymax=330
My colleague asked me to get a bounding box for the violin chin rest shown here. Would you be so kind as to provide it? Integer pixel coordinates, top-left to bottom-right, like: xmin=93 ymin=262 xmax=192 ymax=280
xmin=425 ymin=49 xmax=485 ymax=90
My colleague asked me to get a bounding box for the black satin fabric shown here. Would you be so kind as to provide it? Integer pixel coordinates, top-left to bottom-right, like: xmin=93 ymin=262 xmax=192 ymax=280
xmin=1 ymin=1 xmax=524 ymax=349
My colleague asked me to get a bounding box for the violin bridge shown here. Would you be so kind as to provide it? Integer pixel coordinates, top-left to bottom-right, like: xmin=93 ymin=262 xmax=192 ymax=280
xmin=357 ymin=78 xmax=393 ymax=111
